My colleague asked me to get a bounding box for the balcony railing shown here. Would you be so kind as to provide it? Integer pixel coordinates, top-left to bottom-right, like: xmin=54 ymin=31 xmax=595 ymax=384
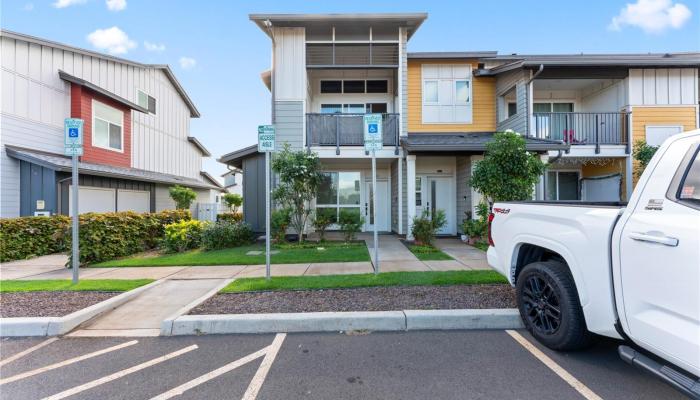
xmin=306 ymin=113 xmax=400 ymax=155
xmin=533 ymin=112 xmax=630 ymax=152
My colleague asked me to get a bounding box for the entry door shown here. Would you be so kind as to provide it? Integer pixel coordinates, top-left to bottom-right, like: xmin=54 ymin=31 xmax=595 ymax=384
xmin=618 ymin=142 xmax=700 ymax=374
xmin=426 ymin=177 xmax=455 ymax=235
xmin=364 ymin=181 xmax=389 ymax=231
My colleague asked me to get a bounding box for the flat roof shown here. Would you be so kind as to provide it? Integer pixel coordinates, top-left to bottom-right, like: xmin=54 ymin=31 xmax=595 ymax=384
xmin=250 ymin=13 xmax=428 ymax=39
xmin=408 ymin=51 xmax=497 ymax=59
xmin=218 ymin=144 xmax=259 ymax=168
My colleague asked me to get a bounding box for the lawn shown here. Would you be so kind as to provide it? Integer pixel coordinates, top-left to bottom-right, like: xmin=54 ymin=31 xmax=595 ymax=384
xmin=472 ymin=241 xmax=489 ymax=252
xmin=93 ymin=242 xmax=370 ymax=267
xmin=405 ymin=244 xmax=453 ymax=261
xmin=221 ymin=270 xmax=508 ymax=293
xmin=0 ymin=279 xmax=154 ymax=293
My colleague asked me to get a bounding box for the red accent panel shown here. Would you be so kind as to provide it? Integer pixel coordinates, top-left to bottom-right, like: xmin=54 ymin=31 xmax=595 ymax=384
xmin=70 ymin=83 xmax=131 ymax=168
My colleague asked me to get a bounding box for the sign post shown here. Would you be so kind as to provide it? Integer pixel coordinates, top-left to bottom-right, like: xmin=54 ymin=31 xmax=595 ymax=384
xmin=64 ymin=118 xmax=84 ymax=284
xmin=258 ymin=125 xmax=276 ymax=281
xmin=363 ymin=114 xmax=383 ymax=274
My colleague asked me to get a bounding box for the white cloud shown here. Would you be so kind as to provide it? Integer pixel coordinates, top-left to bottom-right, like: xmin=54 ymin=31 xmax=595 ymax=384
xmin=144 ymin=41 xmax=166 ymax=52
xmin=105 ymin=0 xmax=126 ymax=11
xmin=52 ymin=0 xmax=86 ymax=8
xmin=86 ymin=27 xmax=136 ymax=55
xmin=22 ymin=3 xmax=34 ymax=11
xmin=179 ymin=57 xmax=197 ymax=70
xmin=609 ymin=0 xmax=692 ymax=34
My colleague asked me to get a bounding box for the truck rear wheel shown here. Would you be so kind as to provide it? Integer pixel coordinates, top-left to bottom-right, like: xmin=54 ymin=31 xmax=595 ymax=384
xmin=516 ymin=261 xmax=591 ymax=350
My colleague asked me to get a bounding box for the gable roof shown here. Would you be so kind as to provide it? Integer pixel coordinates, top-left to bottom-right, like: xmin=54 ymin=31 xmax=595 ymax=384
xmin=59 ymin=70 xmax=149 ymax=113
xmin=0 ymin=29 xmax=200 ymax=118
xmin=187 ymin=136 xmax=211 ymax=157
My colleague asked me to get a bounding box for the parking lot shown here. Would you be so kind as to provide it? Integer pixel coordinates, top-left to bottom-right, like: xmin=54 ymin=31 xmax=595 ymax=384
xmin=0 ymin=330 xmax=685 ymax=400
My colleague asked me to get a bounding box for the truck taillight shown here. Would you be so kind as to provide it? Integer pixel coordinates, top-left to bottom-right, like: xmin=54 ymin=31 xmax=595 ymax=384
xmin=487 ymin=212 xmax=495 ymax=246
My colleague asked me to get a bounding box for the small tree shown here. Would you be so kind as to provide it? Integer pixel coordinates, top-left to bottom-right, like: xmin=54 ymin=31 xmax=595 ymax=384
xmin=471 ymin=131 xmax=547 ymax=205
xmin=339 ymin=209 xmax=364 ymax=243
xmin=411 ymin=209 xmax=446 ymax=246
xmin=633 ymin=140 xmax=658 ymax=180
xmin=222 ymin=193 xmax=243 ymax=213
xmin=312 ymin=212 xmax=333 ymax=242
xmin=272 ymin=144 xmax=323 ymax=244
xmin=169 ymin=185 xmax=197 ymax=210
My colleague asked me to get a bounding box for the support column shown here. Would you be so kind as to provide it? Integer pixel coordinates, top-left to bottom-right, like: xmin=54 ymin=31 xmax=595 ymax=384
xmin=469 ymin=155 xmax=484 ymax=218
xmin=536 ymin=154 xmax=548 ymax=200
xmin=397 ymin=157 xmax=403 ymax=235
xmin=406 ymin=154 xmax=416 ymax=240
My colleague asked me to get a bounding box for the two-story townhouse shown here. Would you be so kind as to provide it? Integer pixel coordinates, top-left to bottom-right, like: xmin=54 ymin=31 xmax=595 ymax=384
xmin=220 ymin=12 xmax=699 ymax=240
xmin=480 ymin=53 xmax=699 ymax=201
xmin=1 ymin=30 xmax=223 ymax=218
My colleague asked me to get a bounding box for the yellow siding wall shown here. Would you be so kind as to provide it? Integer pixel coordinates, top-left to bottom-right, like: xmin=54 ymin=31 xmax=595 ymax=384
xmin=631 ymin=106 xmax=698 ymax=185
xmin=408 ymin=59 xmax=496 ymax=132
xmin=581 ymin=159 xmax=628 ymax=200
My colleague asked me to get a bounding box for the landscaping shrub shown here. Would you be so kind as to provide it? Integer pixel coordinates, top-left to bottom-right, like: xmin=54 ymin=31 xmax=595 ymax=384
xmin=162 ymin=219 xmax=208 ymax=253
xmin=222 ymin=193 xmax=243 ymax=213
xmin=461 ymin=202 xmax=489 ymax=241
xmin=201 ymin=221 xmax=255 ymax=250
xmin=217 ymin=212 xmax=242 ymax=223
xmin=633 ymin=139 xmax=658 ymax=180
xmin=312 ymin=212 xmax=333 ymax=241
xmin=411 ymin=209 xmax=447 ymax=246
xmin=339 ymin=209 xmax=364 ymax=243
xmin=169 ymin=185 xmax=197 ymax=209
xmin=0 ymin=215 xmax=70 ymax=262
xmin=271 ymin=208 xmax=292 ymax=243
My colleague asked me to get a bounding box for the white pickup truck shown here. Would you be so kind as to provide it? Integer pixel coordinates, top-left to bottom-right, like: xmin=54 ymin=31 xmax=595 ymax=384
xmin=487 ymin=129 xmax=700 ymax=398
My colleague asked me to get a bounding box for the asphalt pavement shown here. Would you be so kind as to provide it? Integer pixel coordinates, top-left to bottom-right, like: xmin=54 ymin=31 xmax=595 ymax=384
xmin=0 ymin=330 xmax=686 ymax=400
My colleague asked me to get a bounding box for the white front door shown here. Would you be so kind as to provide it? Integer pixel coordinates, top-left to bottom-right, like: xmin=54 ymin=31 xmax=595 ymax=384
xmin=364 ymin=180 xmax=389 ymax=232
xmin=426 ymin=177 xmax=455 ymax=235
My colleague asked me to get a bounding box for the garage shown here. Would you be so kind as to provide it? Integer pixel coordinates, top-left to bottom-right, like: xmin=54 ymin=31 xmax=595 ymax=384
xmin=117 ymin=189 xmax=150 ymax=213
xmin=68 ymin=186 xmax=116 ymax=215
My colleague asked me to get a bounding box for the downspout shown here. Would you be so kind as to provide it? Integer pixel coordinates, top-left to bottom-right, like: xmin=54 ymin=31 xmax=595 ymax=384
xmin=525 ymin=64 xmax=544 ymax=137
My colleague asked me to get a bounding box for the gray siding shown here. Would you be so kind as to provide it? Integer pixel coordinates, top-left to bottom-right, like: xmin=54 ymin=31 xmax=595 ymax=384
xmin=274 ymin=101 xmax=304 ymax=149
xmin=496 ymin=69 xmax=529 ymax=135
xmin=401 ymin=158 xmax=407 ymax=234
xmin=19 ymin=161 xmax=56 ymax=216
xmin=399 ymin=28 xmax=408 ymax=136
xmin=456 ymin=156 xmax=471 ymax=233
xmin=390 ymin=159 xmax=398 ymax=233
xmin=242 ymin=153 xmax=266 ymax=232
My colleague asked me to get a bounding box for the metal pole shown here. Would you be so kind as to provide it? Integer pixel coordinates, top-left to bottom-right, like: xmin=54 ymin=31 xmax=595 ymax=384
xmin=71 ymin=153 xmax=79 ymax=284
xmin=372 ymin=150 xmax=379 ymax=274
xmin=265 ymin=150 xmax=271 ymax=280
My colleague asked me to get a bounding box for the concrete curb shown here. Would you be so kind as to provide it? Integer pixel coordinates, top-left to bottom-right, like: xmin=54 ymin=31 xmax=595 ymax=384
xmin=160 ymin=278 xmax=235 ymax=336
xmin=166 ymin=308 xmax=522 ymax=336
xmin=0 ymin=279 xmax=164 ymax=337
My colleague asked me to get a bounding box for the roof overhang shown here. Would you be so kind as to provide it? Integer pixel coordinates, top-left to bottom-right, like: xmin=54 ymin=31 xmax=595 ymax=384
xmin=200 ymin=171 xmax=224 ymax=189
xmin=408 ymin=51 xmax=497 ymax=60
xmin=59 ymin=70 xmax=149 ymax=113
xmin=249 ymin=13 xmax=428 ymax=39
xmin=217 ymin=144 xmax=259 ymax=168
xmin=402 ymin=133 xmax=569 ymax=153
xmin=187 ymin=136 xmax=211 ymax=157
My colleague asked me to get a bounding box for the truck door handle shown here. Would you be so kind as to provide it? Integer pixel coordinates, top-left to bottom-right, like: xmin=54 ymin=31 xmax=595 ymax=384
xmin=629 ymin=232 xmax=679 ymax=247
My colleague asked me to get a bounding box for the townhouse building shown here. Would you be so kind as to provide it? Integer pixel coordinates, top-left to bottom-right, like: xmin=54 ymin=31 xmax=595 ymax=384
xmin=1 ymin=30 xmax=223 ymax=218
xmin=219 ymin=13 xmax=700 ymax=238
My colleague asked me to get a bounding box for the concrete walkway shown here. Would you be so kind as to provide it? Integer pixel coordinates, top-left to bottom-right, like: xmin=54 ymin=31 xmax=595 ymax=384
xmin=0 ymin=254 xmax=67 ymax=279
xmin=434 ymin=238 xmax=490 ymax=270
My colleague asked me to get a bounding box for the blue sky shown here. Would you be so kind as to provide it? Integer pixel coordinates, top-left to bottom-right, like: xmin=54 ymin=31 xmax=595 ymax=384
xmin=3 ymin=0 xmax=699 ymax=176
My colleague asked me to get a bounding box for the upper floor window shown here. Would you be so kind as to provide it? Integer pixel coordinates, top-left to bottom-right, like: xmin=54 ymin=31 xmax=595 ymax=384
xmin=320 ymin=79 xmax=388 ymax=94
xmin=137 ymin=90 xmax=156 ymax=114
xmin=92 ymin=100 xmax=123 ymax=152
xmin=421 ymin=64 xmax=472 ymax=124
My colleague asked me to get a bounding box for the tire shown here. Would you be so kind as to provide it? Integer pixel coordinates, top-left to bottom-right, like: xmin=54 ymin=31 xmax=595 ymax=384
xmin=516 ymin=260 xmax=591 ymax=351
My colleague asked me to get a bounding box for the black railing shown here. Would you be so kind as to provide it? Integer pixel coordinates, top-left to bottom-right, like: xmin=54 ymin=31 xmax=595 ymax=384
xmin=533 ymin=112 xmax=630 ymax=153
xmin=306 ymin=113 xmax=400 ymax=155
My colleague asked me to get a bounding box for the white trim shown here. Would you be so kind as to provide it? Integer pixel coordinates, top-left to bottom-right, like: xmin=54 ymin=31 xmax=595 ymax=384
xmin=91 ymin=99 xmax=124 ymax=153
xmin=420 ymin=63 xmax=473 ymax=124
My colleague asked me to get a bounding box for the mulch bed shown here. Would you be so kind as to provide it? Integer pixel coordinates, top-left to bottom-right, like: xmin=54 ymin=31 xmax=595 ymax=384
xmin=0 ymin=292 xmax=118 ymax=318
xmin=189 ymin=284 xmax=516 ymax=315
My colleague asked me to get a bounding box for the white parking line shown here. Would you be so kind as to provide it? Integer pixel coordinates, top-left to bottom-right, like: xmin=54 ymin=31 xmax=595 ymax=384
xmin=506 ymin=330 xmax=603 ymax=400
xmin=0 ymin=340 xmax=138 ymax=385
xmin=42 ymin=344 xmax=198 ymax=400
xmin=148 ymin=333 xmax=286 ymax=400
xmin=0 ymin=338 xmax=58 ymax=368
xmin=242 ymin=333 xmax=286 ymax=400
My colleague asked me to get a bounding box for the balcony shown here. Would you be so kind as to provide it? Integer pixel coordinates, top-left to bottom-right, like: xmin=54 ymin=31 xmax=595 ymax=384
xmin=532 ymin=112 xmax=630 ymax=152
xmin=306 ymin=113 xmax=400 ymax=154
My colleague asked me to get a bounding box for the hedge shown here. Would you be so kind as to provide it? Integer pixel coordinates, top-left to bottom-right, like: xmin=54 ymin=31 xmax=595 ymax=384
xmin=0 ymin=209 xmax=191 ymax=264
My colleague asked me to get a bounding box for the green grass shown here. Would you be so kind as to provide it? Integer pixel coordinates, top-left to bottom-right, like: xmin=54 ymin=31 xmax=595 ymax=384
xmin=221 ymin=270 xmax=508 ymax=293
xmin=0 ymin=279 xmax=154 ymax=293
xmin=405 ymin=244 xmax=454 ymax=261
xmin=472 ymin=241 xmax=489 ymax=252
xmin=93 ymin=242 xmax=370 ymax=267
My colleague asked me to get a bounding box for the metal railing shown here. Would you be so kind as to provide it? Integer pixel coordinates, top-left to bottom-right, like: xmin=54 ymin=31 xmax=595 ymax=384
xmin=533 ymin=112 xmax=630 ymax=153
xmin=306 ymin=113 xmax=400 ymax=155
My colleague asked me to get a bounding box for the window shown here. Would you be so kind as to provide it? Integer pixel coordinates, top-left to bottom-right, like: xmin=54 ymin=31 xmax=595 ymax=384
xmin=316 ymin=172 xmax=361 ymax=224
xmin=669 ymin=146 xmax=700 ymax=209
xmin=321 ymin=103 xmax=385 ymax=114
xmin=321 ymin=104 xmax=342 ymax=114
xmin=137 ymin=90 xmax=156 ymax=114
xmin=547 ymin=171 xmax=580 ymax=200
xmin=366 ymin=80 xmax=388 ymax=93
xmin=321 ymin=80 xmax=342 ymax=93
xmin=421 ymin=64 xmax=472 ymax=123
xmin=343 ymin=104 xmax=364 ymax=114
xmin=92 ymin=100 xmax=123 ymax=152
xmin=343 ymin=80 xmax=365 ymax=93
xmin=415 ymin=177 xmax=422 ymax=206
xmin=507 ymin=102 xmax=517 ymax=118
xmin=534 ymin=102 xmax=574 ymax=113
xmin=645 ymin=125 xmax=683 ymax=147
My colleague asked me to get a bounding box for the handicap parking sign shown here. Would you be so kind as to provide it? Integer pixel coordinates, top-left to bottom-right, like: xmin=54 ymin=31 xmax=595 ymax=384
xmin=368 ymin=123 xmax=378 ymax=134
xmin=68 ymin=128 xmax=79 ymax=138
xmin=363 ymin=114 xmax=383 ymax=152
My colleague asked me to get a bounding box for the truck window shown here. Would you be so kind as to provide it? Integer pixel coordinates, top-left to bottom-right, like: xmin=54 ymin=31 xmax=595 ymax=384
xmin=671 ymin=145 xmax=700 ymax=209
xmin=679 ymin=152 xmax=700 ymax=202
